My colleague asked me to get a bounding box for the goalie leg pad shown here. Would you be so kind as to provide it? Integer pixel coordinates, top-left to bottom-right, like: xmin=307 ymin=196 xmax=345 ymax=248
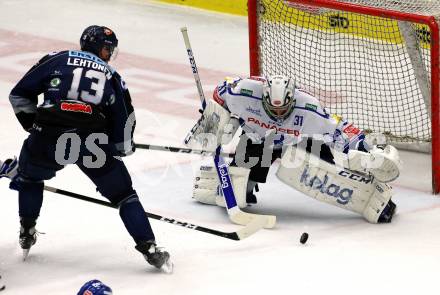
xmin=276 ymin=146 xmax=394 ymax=223
xmin=193 ymin=165 xmax=250 ymax=208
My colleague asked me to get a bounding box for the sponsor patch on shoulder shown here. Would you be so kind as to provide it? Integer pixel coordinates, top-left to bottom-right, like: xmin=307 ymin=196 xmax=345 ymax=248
xmin=240 ymin=88 xmax=253 ymax=96
xmin=305 ymin=103 xmax=317 ymax=111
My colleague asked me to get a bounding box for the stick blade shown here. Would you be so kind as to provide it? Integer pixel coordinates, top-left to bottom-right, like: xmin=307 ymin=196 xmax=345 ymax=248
xmin=229 ymin=209 xmax=277 ymax=229
xmin=234 ymin=216 xmax=267 ymax=240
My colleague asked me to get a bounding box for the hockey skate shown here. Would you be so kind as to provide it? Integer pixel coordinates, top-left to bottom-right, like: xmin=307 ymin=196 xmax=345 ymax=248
xmin=19 ymin=218 xmax=37 ymax=260
xmin=246 ymin=183 xmax=259 ymax=204
xmin=378 ymin=200 xmax=397 ymax=223
xmin=135 ymin=241 xmax=173 ymax=274
xmin=246 ymin=192 xmax=257 ymax=204
xmin=0 ymin=275 xmax=5 ymax=291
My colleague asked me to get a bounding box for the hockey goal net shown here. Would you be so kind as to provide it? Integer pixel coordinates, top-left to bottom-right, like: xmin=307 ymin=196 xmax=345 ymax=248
xmin=248 ymin=0 xmax=440 ymax=193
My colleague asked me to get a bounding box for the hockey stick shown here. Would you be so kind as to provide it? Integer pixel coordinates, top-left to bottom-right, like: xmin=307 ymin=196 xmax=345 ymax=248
xmin=134 ymin=143 xmax=235 ymax=158
xmin=181 ymin=26 xmax=205 ymax=145
xmin=43 ymin=185 xmax=264 ymax=240
xmin=181 ymin=27 xmax=206 ymax=110
xmin=180 ymin=27 xmax=276 ymax=229
xmin=213 ymin=147 xmax=276 ymax=228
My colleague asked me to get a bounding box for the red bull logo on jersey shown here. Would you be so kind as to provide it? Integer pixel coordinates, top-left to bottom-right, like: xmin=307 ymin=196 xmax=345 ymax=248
xmin=247 ymin=117 xmax=300 ymax=136
xmin=61 ymin=102 xmax=92 ymax=114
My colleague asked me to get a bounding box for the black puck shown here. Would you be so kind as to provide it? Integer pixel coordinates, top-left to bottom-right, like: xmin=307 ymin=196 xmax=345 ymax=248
xmin=300 ymin=232 xmax=309 ymax=244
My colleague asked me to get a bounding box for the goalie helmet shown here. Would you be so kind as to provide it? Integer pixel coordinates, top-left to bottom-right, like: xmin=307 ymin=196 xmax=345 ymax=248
xmin=80 ymin=25 xmax=118 ymax=62
xmin=262 ymin=75 xmax=296 ymax=121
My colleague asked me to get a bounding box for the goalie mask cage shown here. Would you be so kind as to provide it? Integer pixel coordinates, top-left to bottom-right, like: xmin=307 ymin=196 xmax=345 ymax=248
xmin=248 ymin=0 xmax=440 ymax=193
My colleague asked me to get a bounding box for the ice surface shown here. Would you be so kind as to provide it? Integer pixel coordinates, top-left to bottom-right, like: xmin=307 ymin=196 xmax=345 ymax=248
xmin=0 ymin=1 xmax=439 ymax=294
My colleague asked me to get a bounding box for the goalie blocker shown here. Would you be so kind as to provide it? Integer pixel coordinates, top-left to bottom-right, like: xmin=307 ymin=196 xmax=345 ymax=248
xmin=193 ymin=144 xmax=397 ymax=224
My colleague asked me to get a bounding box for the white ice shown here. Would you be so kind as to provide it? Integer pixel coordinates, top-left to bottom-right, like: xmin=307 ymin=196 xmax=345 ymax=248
xmin=0 ymin=1 xmax=439 ymax=294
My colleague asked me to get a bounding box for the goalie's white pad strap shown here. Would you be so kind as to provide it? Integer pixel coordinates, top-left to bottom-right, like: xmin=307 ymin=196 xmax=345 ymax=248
xmin=193 ymin=165 xmax=250 ymax=208
xmin=186 ymin=99 xmax=236 ymax=150
xmin=333 ymin=145 xmax=402 ymax=183
xmin=276 ymin=146 xmax=393 ymax=223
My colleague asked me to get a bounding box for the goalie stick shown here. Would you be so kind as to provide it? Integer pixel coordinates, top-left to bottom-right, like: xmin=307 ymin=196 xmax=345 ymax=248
xmin=134 ymin=143 xmax=235 ymax=158
xmin=42 ymin=185 xmax=264 ymax=240
xmin=180 ymin=27 xmax=276 ymax=229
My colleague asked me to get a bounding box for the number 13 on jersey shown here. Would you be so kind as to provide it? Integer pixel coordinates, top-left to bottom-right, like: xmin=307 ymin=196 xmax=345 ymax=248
xmin=67 ymin=68 xmax=106 ymax=104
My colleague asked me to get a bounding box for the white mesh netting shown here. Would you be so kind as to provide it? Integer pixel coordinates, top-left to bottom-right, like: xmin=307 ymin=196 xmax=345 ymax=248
xmin=256 ymin=0 xmax=439 ymax=146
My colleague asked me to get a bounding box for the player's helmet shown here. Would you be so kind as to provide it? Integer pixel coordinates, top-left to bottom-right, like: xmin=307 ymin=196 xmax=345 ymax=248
xmin=80 ymin=25 xmax=118 ymax=62
xmin=77 ymin=279 xmax=113 ymax=295
xmin=262 ymin=75 xmax=296 ymax=120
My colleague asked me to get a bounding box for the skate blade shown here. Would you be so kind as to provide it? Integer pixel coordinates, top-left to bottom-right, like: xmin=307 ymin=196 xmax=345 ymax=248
xmin=160 ymin=259 xmax=174 ymax=274
xmin=22 ymin=249 xmax=30 ymax=261
xmin=0 ymin=275 xmax=5 ymax=292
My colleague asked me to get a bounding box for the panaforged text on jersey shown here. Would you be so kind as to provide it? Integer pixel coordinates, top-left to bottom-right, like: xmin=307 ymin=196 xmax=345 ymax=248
xmin=213 ymin=77 xmax=367 ymax=153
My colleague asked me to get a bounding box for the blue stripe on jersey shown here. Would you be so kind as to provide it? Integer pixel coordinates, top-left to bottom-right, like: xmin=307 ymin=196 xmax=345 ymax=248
xmin=294 ymin=106 xmax=329 ymax=119
xmin=227 ymin=87 xmax=262 ymax=100
xmin=68 ymin=50 xmax=108 ymax=67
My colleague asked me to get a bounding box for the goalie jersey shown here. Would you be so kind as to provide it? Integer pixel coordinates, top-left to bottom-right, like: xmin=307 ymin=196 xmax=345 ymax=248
xmin=213 ymin=77 xmax=368 ymax=153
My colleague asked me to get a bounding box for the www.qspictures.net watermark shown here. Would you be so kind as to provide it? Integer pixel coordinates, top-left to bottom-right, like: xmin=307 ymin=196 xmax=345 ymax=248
xmin=53 ymin=110 xmax=389 ymax=184
xmin=54 ymin=111 xmax=136 ymax=168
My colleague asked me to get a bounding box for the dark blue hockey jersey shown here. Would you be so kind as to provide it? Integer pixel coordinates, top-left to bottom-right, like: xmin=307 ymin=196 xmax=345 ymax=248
xmin=9 ymin=50 xmax=135 ymax=155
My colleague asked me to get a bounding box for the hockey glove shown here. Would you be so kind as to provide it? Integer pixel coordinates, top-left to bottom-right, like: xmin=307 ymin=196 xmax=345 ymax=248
xmin=15 ymin=112 xmax=36 ymax=132
xmin=0 ymin=157 xmax=18 ymax=179
xmin=115 ymin=141 xmax=136 ymax=157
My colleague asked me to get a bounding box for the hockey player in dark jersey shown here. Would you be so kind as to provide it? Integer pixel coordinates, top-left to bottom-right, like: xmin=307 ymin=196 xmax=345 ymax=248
xmin=4 ymin=25 xmax=172 ymax=272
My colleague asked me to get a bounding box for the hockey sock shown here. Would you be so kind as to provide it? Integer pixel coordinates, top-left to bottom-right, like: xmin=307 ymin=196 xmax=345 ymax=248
xmin=119 ymin=196 xmax=155 ymax=243
xmin=17 ymin=179 xmax=44 ymax=219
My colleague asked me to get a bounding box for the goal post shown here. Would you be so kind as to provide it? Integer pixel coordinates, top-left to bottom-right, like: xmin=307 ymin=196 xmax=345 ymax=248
xmin=248 ymin=0 xmax=440 ymax=193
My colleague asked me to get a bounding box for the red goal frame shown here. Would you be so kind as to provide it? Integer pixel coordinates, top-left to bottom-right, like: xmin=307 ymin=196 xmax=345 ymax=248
xmin=248 ymin=0 xmax=440 ymax=193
